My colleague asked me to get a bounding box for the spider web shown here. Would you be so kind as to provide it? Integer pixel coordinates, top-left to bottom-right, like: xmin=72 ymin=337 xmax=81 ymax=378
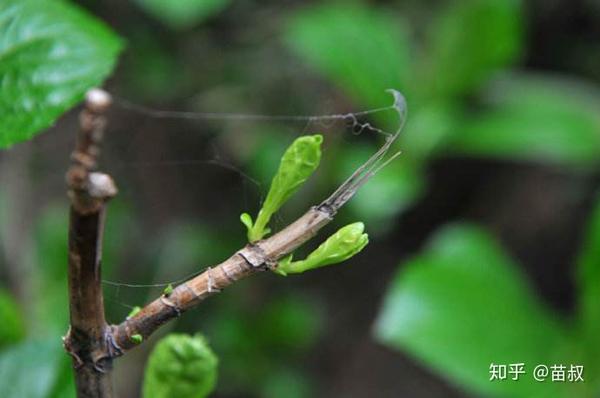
xmin=99 ymin=89 xmax=406 ymax=309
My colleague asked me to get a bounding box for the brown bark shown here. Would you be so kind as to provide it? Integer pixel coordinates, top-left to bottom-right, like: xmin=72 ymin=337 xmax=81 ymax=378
xmin=62 ymin=87 xmax=404 ymax=396
xmin=110 ymin=207 xmax=332 ymax=352
xmin=63 ymin=89 xmax=117 ymax=398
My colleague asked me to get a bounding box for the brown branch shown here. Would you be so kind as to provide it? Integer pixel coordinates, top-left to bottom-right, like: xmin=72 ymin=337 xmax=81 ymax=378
xmin=108 ymin=89 xmax=407 ymax=356
xmin=60 ymin=87 xmax=406 ymax=398
xmin=63 ymin=89 xmax=117 ymax=398
xmin=110 ymin=206 xmax=333 ymax=353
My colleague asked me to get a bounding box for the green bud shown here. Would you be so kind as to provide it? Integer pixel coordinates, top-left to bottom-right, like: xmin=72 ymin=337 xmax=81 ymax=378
xmin=242 ymin=134 xmax=322 ymax=242
xmin=163 ymin=283 xmax=173 ymax=296
xmin=131 ymin=334 xmax=143 ymax=344
xmin=127 ymin=306 xmax=142 ymax=319
xmin=276 ymin=222 xmax=369 ymax=275
xmin=143 ymin=333 xmax=218 ymax=398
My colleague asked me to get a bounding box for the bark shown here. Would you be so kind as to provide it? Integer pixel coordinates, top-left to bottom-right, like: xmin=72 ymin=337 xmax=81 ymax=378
xmin=62 ymin=87 xmax=404 ymax=397
xmin=110 ymin=207 xmax=332 ymax=352
xmin=63 ymin=89 xmax=117 ymax=398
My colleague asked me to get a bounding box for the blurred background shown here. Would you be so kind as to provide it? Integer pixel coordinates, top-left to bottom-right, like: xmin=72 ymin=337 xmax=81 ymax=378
xmin=1 ymin=0 xmax=600 ymax=397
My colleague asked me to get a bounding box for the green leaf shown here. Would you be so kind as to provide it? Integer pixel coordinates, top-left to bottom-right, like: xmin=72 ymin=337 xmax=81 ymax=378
xmin=422 ymin=0 xmax=523 ymax=99
xmin=576 ymin=194 xmax=600 ymax=387
xmin=163 ymin=284 xmax=174 ymax=297
xmin=127 ymin=306 xmax=142 ymax=320
xmin=0 ymin=289 xmax=25 ymax=348
xmin=448 ymin=74 xmax=600 ymax=167
xmin=276 ymin=222 xmax=368 ymax=275
xmin=374 ymin=224 xmax=571 ymax=397
xmin=0 ymin=0 xmax=123 ymax=148
xmin=131 ymin=334 xmax=143 ymax=345
xmin=285 ymin=2 xmax=412 ymax=112
xmin=240 ymin=212 xmax=254 ymax=232
xmin=0 ymin=338 xmax=70 ymax=398
xmin=143 ymin=333 xmax=218 ymax=398
xmin=133 ymin=0 xmax=230 ymax=29
xmin=244 ymin=134 xmax=322 ymax=242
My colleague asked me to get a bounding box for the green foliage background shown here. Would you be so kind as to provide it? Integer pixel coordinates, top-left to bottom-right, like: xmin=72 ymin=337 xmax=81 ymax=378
xmin=1 ymin=0 xmax=600 ymax=397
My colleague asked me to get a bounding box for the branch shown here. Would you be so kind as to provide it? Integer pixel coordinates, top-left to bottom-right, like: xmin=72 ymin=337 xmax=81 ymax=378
xmin=63 ymin=89 xmax=118 ymax=398
xmin=111 ymin=206 xmax=333 ymax=353
xmin=109 ymin=89 xmax=407 ymax=355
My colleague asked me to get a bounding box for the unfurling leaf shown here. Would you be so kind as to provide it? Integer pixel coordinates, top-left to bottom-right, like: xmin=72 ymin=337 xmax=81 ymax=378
xmin=242 ymin=134 xmax=323 ymax=242
xmin=126 ymin=306 xmax=142 ymax=320
xmin=143 ymin=333 xmax=218 ymax=398
xmin=131 ymin=334 xmax=143 ymax=344
xmin=275 ymin=222 xmax=368 ymax=275
xmin=163 ymin=284 xmax=174 ymax=296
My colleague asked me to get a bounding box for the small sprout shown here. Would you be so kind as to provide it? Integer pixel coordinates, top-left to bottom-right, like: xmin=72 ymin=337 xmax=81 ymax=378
xmin=275 ymin=222 xmax=369 ymax=275
xmin=242 ymin=134 xmax=323 ymax=242
xmin=131 ymin=334 xmax=143 ymax=344
xmin=163 ymin=283 xmax=174 ymax=296
xmin=127 ymin=306 xmax=142 ymax=319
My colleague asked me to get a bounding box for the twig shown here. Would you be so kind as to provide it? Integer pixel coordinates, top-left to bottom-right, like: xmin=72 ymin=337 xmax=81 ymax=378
xmin=62 ymin=87 xmax=407 ymax=398
xmin=63 ymin=89 xmax=117 ymax=398
xmin=109 ymin=89 xmax=407 ymax=354
xmin=110 ymin=206 xmax=333 ymax=352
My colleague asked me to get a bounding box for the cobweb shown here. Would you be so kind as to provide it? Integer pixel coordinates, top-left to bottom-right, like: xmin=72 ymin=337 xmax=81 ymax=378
xmin=99 ymin=89 xmax=406 ymax=309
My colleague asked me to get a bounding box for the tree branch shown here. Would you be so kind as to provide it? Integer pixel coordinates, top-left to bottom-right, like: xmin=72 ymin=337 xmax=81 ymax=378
xmin=110 ymin=206 xmax=333 ymax=353
xmin=108 ymin=88 xmax=407 ymax=356
xmin=61 ymin=87 xmax=406 ymax=398
xmin=63 ymin=89 xmax=118 ymax=398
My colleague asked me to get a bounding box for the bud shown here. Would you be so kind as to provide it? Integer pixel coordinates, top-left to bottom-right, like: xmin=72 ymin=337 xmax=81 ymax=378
xmin=143 ymin=334 xmax=218 ymax=398
xmin=126 ymin=306 xmax=141 ymax=320
xmin=276 ymin=222 xmax=369 ymax=275
xmin=242 ymin=134 xmax=322 ymax=242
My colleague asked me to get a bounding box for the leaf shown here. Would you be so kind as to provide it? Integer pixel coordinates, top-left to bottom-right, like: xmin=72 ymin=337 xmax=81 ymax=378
xmin=0 ymin=337 xmax=70 ymax=398
xmin=576 ymin=193 xmax=600 ymax=388
xmin=422 ymin=0 xmax=523 ymax=99
xmin=143 ymin=333 xmax=218 ymax=398
xmin=374 ymin=224 xmax=572 ymax=397
xmin=275 ymin=222 xmax=368 ymax=275
xmin=448 ymin=74 xmax=600 ymax=167
xmin=245 ymin=134 xmax=322 ymax=242
xmin=133 ymin=0 xmax=230 ymax=29
xmin=0 ymin=0 xmax=123 ymax=148
xmin=285 ymin=2 xmax=412 ymax=112
xmin=0 ymin=289 xmax=25 ymax=348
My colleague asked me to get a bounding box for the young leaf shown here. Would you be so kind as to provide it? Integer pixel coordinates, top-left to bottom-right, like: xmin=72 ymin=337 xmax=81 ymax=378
xmin=243 ymin=134 xmax=323 ymax=242
xmin=126 ymin=306 xmax=142 ymax=320
xmin=143 ymin=333 xmax=218 ymax=398
xmin=131 ymin=334 xmax=143 ymax=344
xmin=275 ymin=222 xmax=368 ymax=276
xmin=163 ymin=284 xmax=174 ymax=296
xmin=0 ymin=0 xmax=123 ymax=148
